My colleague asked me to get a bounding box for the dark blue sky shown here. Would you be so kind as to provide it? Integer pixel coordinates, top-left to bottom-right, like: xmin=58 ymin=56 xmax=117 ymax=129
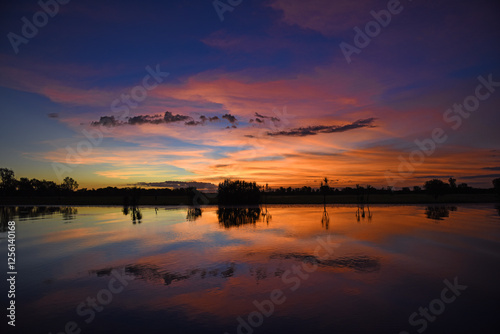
xmin=1 ymin=0 xmax=499 ymax=188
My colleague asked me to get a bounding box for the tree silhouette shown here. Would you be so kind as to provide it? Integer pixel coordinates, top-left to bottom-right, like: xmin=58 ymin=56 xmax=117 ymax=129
xmin=320 ymin=177 xmax=330 ymax=205
xmin=217 ymin=179 xmax=260 ymax=205
xmin=448 ymin=177 xmax=457 ymax=189
xmin=0 ymin=168 xmax=16 ymax=195
xmin=493 ymin=178 xmax=500 ymax=196
xmin=424 ymin=179 xmax=450 ymax=200
xmin=61 ymin=177 xmax=79 ymax=192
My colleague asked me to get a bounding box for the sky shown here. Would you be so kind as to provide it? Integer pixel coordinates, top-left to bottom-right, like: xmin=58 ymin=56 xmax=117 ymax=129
xmin=0 ymin=0 xmax=499 ymax=190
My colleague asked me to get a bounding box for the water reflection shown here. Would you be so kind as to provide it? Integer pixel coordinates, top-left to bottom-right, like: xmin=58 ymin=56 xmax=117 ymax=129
xmin=321 ymin=205 xmax=330 ymax=230
xmin=0 ymin=206 xmax=77 ymax=231
xmin=355 ymin=204 xmax=372 ymax=222
xmin=61 ymin=207 xmax=78 ymax=221
xmin=217 ymin=207 xmax=261 ymax=228
xmin=270 ymin=253 xmax=381 ymax=273
xmin=89 ymin=262 xmax=237 ymax=286
xmin=261 ymin=205 xmax=272 ymax=225
xmin=186 ymin=208 xmax=202 ymax=221
xmin=425 ymin=206 xmax=457 ymax=221
xmin=123 ymin=204 xmax=142 ymax=224
xmin=8 ymin=205 xmax=500 ymax=334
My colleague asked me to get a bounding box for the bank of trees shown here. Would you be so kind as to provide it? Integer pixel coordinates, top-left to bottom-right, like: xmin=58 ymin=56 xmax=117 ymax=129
xmin=0 ymin=168 xmax=78 ymax=196
xmin=2 ymin=167 xmax=498 ymax=202
xmin=218 ymin=179 xmax=260 ymax=205
xmin=493 ymin=178 xmax=500 ymax=196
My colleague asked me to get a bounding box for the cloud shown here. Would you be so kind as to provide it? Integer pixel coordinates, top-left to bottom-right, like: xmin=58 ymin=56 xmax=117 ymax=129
xmin=163 ymin=111 xmax=191 ymax=123
xmin=267 ymin=118 xmax=376 ymax=137
xmin=251 ymin=112 xmax=281 ymax=126
xmin=128 ymin=114 xmax=164 ymax=125
xmin=268 ymin=0 xmax=374 ymax=36
xmin=482 ymin=167 xmax=500 ymax=171
xmin=132 ymin=181 xmax=217 ymax=192
xmin=186 ymin=115 xmax=226 ymax=126
xmin=255 ymin=112 xmax=280 ymax=122
xmin=47 ymin=112 xmax=59 ymax=119
xmin=91 ymin=115 xmax=122 ymax=127
xmin=222 ymin=113 xmax=238 ymax=124
xmin=91 ymin=111 xmax=233 ymax=128
xmin=461 ymin=174 xmax=500 ymax=180
xmin=92 ymin=111 xmax=193 ymax=127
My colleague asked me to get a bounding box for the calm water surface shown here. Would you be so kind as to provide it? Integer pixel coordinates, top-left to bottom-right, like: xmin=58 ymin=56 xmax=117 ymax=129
xmin=1 ymin=204 xmax=499 ymax=334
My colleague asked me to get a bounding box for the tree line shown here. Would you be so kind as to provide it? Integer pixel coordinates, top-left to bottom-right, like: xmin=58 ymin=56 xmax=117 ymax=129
xmin=266 ymin=177 xmax=499 ymax=197
xmin=0 ymin=168 xmax=198 ymax=198
xmin=1 ymin=168 xmax=499 ymax=201
xmin=1 ymin=168 xmax=78 ymax=196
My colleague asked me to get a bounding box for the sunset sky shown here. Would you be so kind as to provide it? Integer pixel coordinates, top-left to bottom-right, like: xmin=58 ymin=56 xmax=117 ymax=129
xmin=1 ymin=0 xmax=499 ymax=190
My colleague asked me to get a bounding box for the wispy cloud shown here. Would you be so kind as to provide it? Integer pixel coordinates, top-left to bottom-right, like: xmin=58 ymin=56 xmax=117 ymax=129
xmin=91 ymin=111 xmax=232 ymax=127
xmin=482 ymin=167 xmax=500 ymax=171
xmin=267 ymin=118 xmax=376 ymax=137
xmin=131 ymin=181 xmax=217 ymax=191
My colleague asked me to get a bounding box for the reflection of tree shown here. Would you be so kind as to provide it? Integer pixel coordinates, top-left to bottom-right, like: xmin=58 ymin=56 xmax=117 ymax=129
xmin=496 ymin=204 xmax=500 ymax=217
xmin=89 ymin=262 xmax=236 ymax=286
xmin=1 ymin=206 xmax=78 ymax=231
xmin=261 ymin=203 xmax=272 ymax=225
xmin=321 ymin=204 xmax=329 ymax=230
xmin=217 ymin=207 xmax=261 ymax=228
xmin=355 ymin=204 xmax=372 ymax=222
xmin=186 ymin=208 xmax=202 ymax=221
xmin=425 ymin=206 xmax=457 ymax=221
xmin=123 ymin=203 xmax=142 ymax=224
xmin=355 ymin=185 xmax=373 ymax=222
xmin=356 ymin=204 xmax=364 ymax=222
xmin=61 ymin=207 xmax=78 ymax=221
xmin=270 ymin=253 xmax=381 ymax=273
xmin=1 ymin=207 xmax=10 ymax=232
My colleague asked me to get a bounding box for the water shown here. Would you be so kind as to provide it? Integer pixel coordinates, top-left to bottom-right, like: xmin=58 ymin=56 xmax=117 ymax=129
xmin=1 ymin=204 xmax=499 ymax=334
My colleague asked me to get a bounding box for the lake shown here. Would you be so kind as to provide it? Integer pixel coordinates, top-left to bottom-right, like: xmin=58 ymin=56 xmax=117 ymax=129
xmin=1 ymin=204 xmax=499 ymax=334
